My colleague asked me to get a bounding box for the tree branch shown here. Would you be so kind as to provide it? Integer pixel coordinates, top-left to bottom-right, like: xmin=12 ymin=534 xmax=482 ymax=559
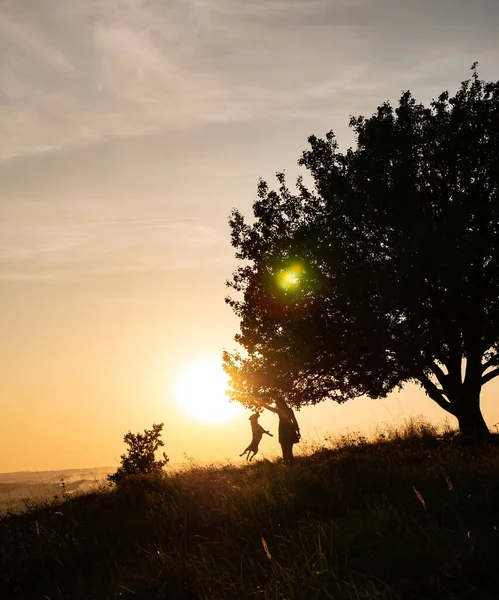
xmin=418 ymin=372 xmax=457 ymax=416
xmin=428 ymin=361 xmax=448 ymax=389
xmin=482 ymin=367 xmax=499 ymax=386
xmin=482 ymin=353 xmax=499 ymax=373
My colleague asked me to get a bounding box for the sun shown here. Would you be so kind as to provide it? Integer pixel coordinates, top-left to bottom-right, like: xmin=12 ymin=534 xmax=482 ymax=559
xmin=174 ymin=357 xmax=243 ymax=423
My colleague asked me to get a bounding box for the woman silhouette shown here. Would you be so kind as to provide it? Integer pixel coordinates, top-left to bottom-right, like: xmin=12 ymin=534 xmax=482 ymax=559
xmin=261 ymin=398 xmax=300 ymax=466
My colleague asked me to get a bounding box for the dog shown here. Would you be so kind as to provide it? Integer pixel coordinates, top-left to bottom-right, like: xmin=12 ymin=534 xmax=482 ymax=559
xmin=239 ymin=413 xmax=273 ymax=461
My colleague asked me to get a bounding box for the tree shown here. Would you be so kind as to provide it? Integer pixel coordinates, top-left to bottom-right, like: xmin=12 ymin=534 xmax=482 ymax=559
xmin=108 ymin=423 xmax=169 ymax=485
xmin=225 ymin=65 xmax=499 ymax=439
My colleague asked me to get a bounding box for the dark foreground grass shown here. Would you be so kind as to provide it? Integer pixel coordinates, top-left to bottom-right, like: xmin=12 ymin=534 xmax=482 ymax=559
xmin=2 ymin=422 xmax=499 ymax=600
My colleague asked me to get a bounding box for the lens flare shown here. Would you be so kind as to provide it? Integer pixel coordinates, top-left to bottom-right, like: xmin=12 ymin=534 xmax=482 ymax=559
xmin=277 ymin=263 xmax=305 ymax=291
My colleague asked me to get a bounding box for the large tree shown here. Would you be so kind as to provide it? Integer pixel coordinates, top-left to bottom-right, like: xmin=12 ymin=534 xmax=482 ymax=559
xmin=224 ymin=66 xmax=499 ymax=439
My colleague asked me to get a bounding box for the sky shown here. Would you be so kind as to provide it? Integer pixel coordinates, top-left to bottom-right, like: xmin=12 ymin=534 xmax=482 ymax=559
xmin=1 ymin=0 xmax=499 ymax=472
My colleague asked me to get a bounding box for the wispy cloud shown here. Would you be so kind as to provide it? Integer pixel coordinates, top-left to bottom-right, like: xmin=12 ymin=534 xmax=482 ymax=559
xmin=0 ymin=216 xmax=225 ymax=281
xmin=3 ymin=0 xmax=497 ymax=163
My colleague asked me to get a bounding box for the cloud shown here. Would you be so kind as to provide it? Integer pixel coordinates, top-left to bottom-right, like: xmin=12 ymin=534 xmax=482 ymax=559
xmin=0 ymin=216 xmax=226 ymax=281
xmin=1 ymin=0 xmax=498 ymax=163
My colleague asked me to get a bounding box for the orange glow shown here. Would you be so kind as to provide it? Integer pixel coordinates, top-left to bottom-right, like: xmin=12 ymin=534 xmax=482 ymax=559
xmin=174 ymin=357 xmax=244 ymax=423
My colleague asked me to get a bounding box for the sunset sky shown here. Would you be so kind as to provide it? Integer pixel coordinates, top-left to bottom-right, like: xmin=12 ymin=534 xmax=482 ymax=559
xmin=2 ymin=0 xmax=499 ymax=473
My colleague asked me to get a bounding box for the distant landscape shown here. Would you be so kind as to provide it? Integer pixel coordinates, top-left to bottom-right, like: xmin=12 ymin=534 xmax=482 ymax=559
xmin=0 ymin=463 xmax=192 ymax=513
xmin=0 ymin=468 xmax=114 ymax=513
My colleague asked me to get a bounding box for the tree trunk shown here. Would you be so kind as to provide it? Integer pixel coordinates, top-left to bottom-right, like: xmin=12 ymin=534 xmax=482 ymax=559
xmin=454 ymin=391 xmax=490 ymax=440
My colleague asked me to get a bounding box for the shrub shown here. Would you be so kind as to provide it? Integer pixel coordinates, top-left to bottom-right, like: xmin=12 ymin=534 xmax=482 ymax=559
xmin=108 ymin=423 xmax=169 ymax=485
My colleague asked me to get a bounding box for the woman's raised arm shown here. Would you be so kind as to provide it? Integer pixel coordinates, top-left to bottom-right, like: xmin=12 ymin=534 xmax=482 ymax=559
xmin=260 ymin=402 xmax=279 ymax=414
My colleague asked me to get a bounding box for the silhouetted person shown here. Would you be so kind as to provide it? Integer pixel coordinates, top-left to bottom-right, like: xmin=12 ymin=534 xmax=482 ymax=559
xmin=239 ymin=413 xmax=273 ymax=461
xmin=261 ymin=399 xmax=300 ymax=466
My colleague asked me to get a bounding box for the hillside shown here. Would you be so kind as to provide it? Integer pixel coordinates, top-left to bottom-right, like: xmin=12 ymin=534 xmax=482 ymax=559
xmin=1 ymin=423 xmax=499 ymax=600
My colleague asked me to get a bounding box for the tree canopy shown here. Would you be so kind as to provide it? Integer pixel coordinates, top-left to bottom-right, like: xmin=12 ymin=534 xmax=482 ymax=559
xmin=224 ymin=65 xmax=499 ymax=438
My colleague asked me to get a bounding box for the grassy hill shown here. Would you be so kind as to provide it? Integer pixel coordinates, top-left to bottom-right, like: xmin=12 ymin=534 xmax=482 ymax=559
xmin=1 ymin=421 xmax=499 ymax=600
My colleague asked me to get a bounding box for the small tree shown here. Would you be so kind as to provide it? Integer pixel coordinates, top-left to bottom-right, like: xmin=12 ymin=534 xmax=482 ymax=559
xmin=108 ymin=423 xmax=169 ymax=485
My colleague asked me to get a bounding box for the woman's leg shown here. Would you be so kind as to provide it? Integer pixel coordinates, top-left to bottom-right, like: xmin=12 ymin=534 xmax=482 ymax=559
xmin=281 ymin=443 xmax=292 ymax=466
xmin=280 ymin=443 xmax=286 ymax=465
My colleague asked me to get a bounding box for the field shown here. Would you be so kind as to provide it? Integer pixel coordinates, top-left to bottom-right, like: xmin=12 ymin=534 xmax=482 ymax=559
xmin=1 ymin=421 xmax=499 ymax=600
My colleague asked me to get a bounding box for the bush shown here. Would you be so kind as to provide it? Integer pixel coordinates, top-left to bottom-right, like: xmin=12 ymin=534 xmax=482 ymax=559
xmin=108 ymin=423 xmax=169 ymax=485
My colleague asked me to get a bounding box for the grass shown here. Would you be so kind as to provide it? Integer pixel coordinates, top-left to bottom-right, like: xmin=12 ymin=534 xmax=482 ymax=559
xmin=2 ymin=420 xmax=499 ymax=599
